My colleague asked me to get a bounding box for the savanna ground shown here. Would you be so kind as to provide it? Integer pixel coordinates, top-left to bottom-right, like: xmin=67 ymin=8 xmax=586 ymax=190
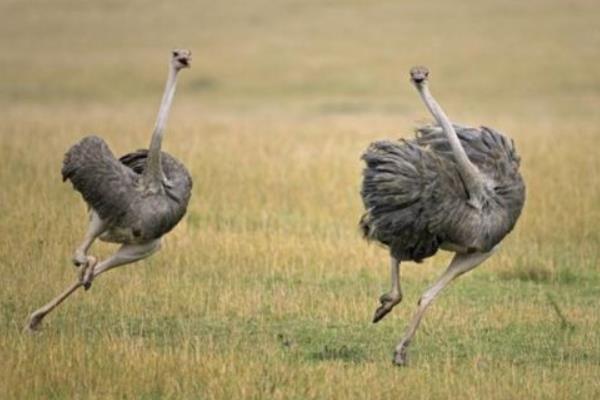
xmin=1 ymin=0 xmax=600 ymax=398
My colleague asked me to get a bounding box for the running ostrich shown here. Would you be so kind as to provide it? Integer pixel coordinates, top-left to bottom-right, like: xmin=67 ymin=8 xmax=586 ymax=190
xmin=26 ymin=49 xmax=193 ymax=331
xmin=360 ymin=66 xmax=525 ymax=365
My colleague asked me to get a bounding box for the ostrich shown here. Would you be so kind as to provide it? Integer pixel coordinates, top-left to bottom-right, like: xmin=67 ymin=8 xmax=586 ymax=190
xmin=360 ymin=66 xmax=525 ymax=365
xmin=26 ymin=49 xmax=193 ymax=331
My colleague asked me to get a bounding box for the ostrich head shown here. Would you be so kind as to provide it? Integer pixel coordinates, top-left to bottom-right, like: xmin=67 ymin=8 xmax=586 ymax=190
xmin=171 ymin=49 xmax=192 ymax=70
xmin=410 ymin=66 xmax=429 ymax=85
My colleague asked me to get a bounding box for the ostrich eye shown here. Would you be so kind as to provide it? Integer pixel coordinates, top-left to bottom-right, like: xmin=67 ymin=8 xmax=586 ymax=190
xmin=172 ymin=51 xmax=179 ymax=57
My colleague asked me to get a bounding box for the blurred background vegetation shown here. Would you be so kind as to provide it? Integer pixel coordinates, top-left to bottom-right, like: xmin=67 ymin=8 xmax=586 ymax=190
xmin=1 ymin=0 xmax=599 ymax=398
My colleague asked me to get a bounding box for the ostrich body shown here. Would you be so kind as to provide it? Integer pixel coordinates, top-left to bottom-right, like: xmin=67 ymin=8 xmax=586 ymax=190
xmin=360 ymin=66 xmax=525 ymax=365
xmin=26 ymin=49 xmax=193 ymax=331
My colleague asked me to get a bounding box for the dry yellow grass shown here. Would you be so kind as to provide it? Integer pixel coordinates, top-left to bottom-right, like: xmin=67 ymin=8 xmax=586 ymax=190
xmin=1 ymin=0 xmax=600 ymax=398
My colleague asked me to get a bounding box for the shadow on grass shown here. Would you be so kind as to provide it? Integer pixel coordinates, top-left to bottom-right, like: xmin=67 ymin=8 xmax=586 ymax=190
xmin=496 ymin=264 xmax=580 ymax=285
xmin=273 ymin=323 xmax=384 ymax=364
xmin=308 ymin=344 xmax=366 ymax=363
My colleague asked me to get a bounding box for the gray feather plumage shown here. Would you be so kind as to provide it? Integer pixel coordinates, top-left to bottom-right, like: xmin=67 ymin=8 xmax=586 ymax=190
xmin=360 ymin=124 xmax=525 ymax=262
xmin=62 ymin=135 xmax=192 ymax=244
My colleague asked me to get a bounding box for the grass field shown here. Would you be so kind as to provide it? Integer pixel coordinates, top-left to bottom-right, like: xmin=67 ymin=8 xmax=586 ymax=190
xmin=1 ymin=0 xmax=600 ymax=398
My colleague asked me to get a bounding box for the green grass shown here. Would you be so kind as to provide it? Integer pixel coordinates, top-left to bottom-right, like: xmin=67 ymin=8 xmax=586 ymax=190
xmin=1 ymin=0 xmax=600 ymax=398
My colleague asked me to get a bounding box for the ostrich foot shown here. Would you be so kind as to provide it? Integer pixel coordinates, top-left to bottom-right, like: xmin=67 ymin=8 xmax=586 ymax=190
xmin=393 ymin=343 xmax=409 ymax=366
xmin=25 ymin=310 xmax=45 ymax=333
xmin=79 ymin=256 xmax=97 ymax=291
xmin=373 ymin=292 xmax=402 ymax=323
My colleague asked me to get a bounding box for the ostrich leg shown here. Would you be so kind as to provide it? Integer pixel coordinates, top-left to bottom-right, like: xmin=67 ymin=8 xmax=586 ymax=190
xmin=393 ymin=248 xmax=496 ymax=366
xmin=25 ymin=240 xmax=161 ymax=332
xmin=72 ymin=211 xmax=107 ymax=266
xmin=373 ymin=257 xmax=402 ymax=323
xmin=25 ymin=256 xmax=97 ymax=332
xmin=82 ymin=239 xmax=162 ymax=289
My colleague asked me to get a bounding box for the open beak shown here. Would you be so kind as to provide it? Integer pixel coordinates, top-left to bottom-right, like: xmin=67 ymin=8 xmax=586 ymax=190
xmin=178 ymin=57 xmax=190 ymax=67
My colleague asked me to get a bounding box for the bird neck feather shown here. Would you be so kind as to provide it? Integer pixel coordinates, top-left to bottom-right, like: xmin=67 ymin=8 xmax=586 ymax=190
xmin=418 ymin=84 xmax=485 ymax=206
xmin=143 ymin=66 xmax=179 ymax=186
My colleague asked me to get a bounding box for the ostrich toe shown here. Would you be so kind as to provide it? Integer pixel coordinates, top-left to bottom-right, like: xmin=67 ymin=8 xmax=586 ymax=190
xmin=373 ymin=292 xmax=402 ymax=323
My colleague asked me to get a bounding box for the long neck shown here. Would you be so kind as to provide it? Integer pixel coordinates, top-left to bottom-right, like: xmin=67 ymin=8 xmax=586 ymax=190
xmin=143 ymin=65 xmax=179 ymax=184
xmin=416 ymin=83 xmax=485 ymax=204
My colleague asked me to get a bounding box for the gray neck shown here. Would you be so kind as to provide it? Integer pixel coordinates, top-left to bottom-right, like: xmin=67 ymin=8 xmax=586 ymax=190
xmin=143 ymin=65 xmax=179 ymax=185
xmin=416 ymin=83 xmax=485 ymax=205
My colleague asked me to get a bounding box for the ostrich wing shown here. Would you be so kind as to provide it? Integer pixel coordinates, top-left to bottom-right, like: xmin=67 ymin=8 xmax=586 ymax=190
xmin=118 ymin=149 xmax=148 ymax=174
xmin=416 ymin=124 xmax=521 ymax=181
xmin=119 ymin=148 xmax=193 ymax=240
xmin=416 ymin=124 xmax=525 ymax=249
xmin=360 ymin=125 xmax=525 ymax=260
xmin=62 ymin=136 xmax=139 ymax=223
xmin=119 ymin=149 xmax=192 ymax=206
xmin=360 ymin=140 xmax=447 ymax=261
